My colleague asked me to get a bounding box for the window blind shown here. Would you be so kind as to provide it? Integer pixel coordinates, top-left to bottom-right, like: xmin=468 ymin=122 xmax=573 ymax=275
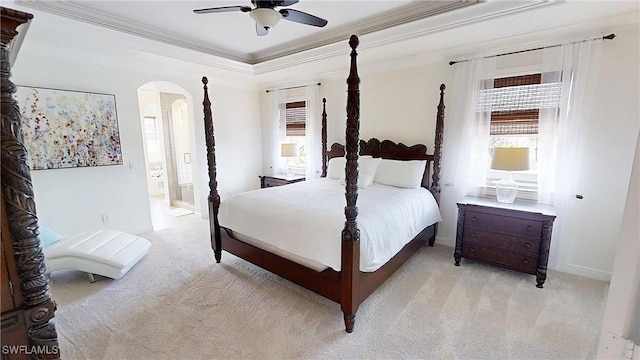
xmin=285 ymin=101 xmax=306 ymax=136
xmin=477 ymin=74 xmax=561 ymax=135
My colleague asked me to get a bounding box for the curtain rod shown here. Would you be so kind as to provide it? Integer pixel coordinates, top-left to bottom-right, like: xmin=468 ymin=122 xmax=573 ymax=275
xmin=265 ymin=82 xmax=321 ymax=93
xmin=449 ymin=33 xmax=616 ymax=66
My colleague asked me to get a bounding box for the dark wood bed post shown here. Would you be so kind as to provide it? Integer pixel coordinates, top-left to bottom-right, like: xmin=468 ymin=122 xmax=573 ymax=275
xmin=321 ymin=97 xmax=328 ymax=177
xmin=202 ymin=77 xmax=222 ymax=263
xmin=1 ymin=7 xmax=60 ymax=357
xmin=430 ymin=84 xmax=446 ymax=205
xmin=341 ymin=35 xmax=361 ymax=333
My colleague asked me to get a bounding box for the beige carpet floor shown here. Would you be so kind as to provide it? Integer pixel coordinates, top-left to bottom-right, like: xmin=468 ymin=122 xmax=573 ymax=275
xmin=47 ymin=218 xmax=608 ymax=359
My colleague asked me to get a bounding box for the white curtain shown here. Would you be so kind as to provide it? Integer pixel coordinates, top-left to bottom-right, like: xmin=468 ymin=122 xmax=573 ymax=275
xmin=537 ymin=38 xmax=603 ymax=268
xmin=268 ymin=89 xmax=287 ymax=174
xmin=538 ymin=39 xmax=603 ymax=205
xmin=305 ymin=85 xmax=322 ymax=179
xmin=438 ymin=56 xmax=496 ymax=243
xmin=441 ymin=56 xmax=496 ymax=201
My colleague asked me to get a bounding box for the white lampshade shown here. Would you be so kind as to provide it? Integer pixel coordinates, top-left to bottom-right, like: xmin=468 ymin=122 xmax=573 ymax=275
xmin=250 ymin=8 xmax=281 ymax=29
xmin=281 ymin=143 xmax=299 ymax=157
xmin=490 ymin=147 xmax=530 ymax=171
xmin=491 ymin=147 xmax=529 ymax=204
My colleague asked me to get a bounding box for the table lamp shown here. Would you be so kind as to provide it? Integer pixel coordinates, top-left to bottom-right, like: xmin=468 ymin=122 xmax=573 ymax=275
xmin=490 ymin=147 xmax=529 ymax=203
xmin=281 ymin=143 xmax=299 ymax=176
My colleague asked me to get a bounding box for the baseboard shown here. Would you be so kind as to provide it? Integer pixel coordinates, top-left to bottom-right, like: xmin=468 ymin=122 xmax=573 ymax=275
xmin=434 ymin=235 xmax=455 ymax=248
xmin=435 ymin=235 xmax=612 ymax=281
xmin=563 ymin=263 xmax=612 ymax=281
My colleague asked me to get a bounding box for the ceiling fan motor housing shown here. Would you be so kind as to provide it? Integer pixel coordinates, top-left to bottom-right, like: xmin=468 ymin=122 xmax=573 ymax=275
xmin=250 ymin=7 xmax=282 ymax=29
xmin=193 ymin=0 xmax=325 ymax=36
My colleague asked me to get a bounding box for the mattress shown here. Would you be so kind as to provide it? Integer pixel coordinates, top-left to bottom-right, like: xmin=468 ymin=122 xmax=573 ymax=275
xmin=218 ymin=178 xmax=441 ymax=272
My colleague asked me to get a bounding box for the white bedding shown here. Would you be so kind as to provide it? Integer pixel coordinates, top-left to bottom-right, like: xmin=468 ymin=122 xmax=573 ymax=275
xmin=218 ymin=178 xmax=441 ymax=272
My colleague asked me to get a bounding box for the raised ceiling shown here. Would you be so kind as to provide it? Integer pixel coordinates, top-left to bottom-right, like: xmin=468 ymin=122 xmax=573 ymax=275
xmin=17 ymin=0 xmax=480 ymax=64
xmin=13 ymin=0 xmax=640 ymax=83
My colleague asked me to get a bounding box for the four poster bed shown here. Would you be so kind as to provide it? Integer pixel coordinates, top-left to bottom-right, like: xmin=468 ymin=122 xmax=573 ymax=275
xmin=201 ymin=35 xmax=446 ymax=333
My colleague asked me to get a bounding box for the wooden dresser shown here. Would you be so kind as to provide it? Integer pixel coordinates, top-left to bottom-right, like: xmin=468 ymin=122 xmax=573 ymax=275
xmin=455 ymin=196 xmax=556 ymax=288
xmin=259 ymin=174 xmax=305 ymax=188
xmin=1 ymin=7 xmax=60 ymax=359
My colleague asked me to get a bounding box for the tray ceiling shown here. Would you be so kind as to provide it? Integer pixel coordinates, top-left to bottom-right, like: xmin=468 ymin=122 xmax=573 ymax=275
xmin=17 ymin=0 xmax=480 ymax=64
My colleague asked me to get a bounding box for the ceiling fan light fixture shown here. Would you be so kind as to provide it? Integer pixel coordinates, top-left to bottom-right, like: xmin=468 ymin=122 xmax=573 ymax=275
xmin=250 ymin=8 xmax=281 ymax=29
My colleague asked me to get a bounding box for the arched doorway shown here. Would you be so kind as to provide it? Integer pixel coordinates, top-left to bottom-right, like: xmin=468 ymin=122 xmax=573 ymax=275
xmin=137 ymin=81 xmax=197 ymax=229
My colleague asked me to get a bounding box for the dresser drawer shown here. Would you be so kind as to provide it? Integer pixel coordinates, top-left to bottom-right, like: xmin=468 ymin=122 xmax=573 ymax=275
xmin=462 ymin=243 xmax=538 ymax=273
xmin=465 ymin=210 xmax=543 ymax=237
xmin=260 ymin=175 xmax=305 ymax=188
xmin=455 ymin=199 xmax=556 ymax=288
xmin=263 ymin=177 xmax=290 ymax=187
xmin=463 ymin=227 xmax=540 ymax=255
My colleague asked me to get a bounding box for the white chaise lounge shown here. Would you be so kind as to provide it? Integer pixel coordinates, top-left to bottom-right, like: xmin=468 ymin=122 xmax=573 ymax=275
xmin=43 ymin=229 xmax=151 ymax=282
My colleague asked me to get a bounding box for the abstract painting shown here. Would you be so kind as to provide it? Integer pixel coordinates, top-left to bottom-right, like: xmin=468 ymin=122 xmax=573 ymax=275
xmin=15 ymin=86 xmax=123 ymax=170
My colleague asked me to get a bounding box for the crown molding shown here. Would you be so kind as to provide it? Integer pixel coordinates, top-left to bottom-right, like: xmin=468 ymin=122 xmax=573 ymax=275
xmin=16 ymin=0 xmax=479 ymax=67
xmin=252 ymin=0 xmax=562 ymax=76
xmin=16 ymin=0 xmax=253 ymax=66
xmin=15 ymin=0 xmax=600 ymax=80
xmin=247 ymin=0 xmax=479 ymax=64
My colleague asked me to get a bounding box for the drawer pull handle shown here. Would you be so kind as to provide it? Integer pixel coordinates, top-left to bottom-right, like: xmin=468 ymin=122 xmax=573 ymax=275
xmin=526 ymin=225 xmax=534 ymax=231
xmin=469 ymin=247 xmax=475 ymax=252
xmin=524 ymin=243 xmax=532 ymax=249
xmin=470 ymin=233 xmax=477 ymax=238
xmin=522 ymin=259 xmax=529 ymax=265
xmin=471 ymin=216 xmax=478 ymax=222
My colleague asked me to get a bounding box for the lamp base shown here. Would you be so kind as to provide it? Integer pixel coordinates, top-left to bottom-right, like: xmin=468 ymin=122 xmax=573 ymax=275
xmin=286 ymin=166 xmax=295 ymax=177
xmin=495 ymin=172 xmax=518 ymax=204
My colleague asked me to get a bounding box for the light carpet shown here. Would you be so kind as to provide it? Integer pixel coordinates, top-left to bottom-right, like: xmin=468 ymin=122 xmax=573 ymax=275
xmin=47 ymin=219 xmax=608 ymax=359
xmin=165 ymin=207 xmax=194 ymax=217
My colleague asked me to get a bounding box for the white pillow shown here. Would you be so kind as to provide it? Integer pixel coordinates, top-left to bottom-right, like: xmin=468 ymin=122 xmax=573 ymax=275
xmin=374 ymin=159 xmax=427 ymax=189
xmin=339 ymin=156 xmax=380 ymax=189
xmin=326 ymin=157 xmax=346 ymax=179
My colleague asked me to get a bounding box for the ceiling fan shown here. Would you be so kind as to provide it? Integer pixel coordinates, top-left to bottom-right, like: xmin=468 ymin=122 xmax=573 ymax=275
xmin=193 ymin=0 xmax=328 ymax=36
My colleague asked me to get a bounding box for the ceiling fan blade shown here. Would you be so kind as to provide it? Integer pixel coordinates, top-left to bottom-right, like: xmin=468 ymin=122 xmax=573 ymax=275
xmin=252 ymin=0 xmax=298 ymax=7
xmin=193 ymin=6 xmax=251 ymax=14
xmin=279 ymin=9 xmax=327 ymax=27
xmin=256 ymin=23 xmax=269 ymax=36
xmin=279 ymin=0 xmax=299 ymax=6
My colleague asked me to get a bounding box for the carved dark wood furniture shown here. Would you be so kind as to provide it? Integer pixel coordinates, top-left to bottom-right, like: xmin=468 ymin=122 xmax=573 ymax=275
xmin=259 ymin=174 xmax=305 ymax=188
xmin=1 ymin=6 xmax=60 ymax=359
xmin=455 ymin=196 xmax=556 ymax=288
xmin=202 ymin=35 xmax=446 ymax=332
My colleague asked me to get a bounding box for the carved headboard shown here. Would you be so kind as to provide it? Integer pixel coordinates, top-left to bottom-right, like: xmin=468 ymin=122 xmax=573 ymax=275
xmin=319 ymin=84 xmax=445 ymax=203
xmin=325 ymin=138 xmax=434 ymax=189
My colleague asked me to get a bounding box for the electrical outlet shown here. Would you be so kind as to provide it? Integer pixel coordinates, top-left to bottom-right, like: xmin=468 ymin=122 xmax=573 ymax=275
xmin=101 ymin=214 xmax=111 ymax=223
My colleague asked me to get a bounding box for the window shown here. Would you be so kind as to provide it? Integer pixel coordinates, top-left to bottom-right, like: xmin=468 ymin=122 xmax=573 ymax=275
xmin=285 ymin=101 xmax=306 ymax=136
xmin=143 ymin=116 xmax=164 ymax=179
xmin=284 ymin=101 xmax=306 ymax=174
xmin=477 ymin=73 xmax=562 ymax=198
xmin=143 ymin=116 xmax=162 ymax=163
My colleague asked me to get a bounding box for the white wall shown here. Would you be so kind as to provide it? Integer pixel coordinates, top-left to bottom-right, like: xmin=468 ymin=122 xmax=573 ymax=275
xmin=317 ymin=62 xmax=453 ymax=150
xmin=553 ymin=27 xmax=640 ymax=278
xmin=10 ymin=6 xmax=262 ymax=237
xmin=597 ymin=129 xmax=640 ymax=357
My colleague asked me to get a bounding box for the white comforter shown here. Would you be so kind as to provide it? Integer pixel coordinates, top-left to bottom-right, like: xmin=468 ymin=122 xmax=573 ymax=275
xmin=218 ymin=178 xmax=441 ymax=272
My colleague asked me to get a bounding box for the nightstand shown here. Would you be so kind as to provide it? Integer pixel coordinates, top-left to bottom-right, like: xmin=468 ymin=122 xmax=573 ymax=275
xmin=455 ymin=196 xmax=556 ymax=288
xmin=259 ymin=174 xmax=305 ymax=188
